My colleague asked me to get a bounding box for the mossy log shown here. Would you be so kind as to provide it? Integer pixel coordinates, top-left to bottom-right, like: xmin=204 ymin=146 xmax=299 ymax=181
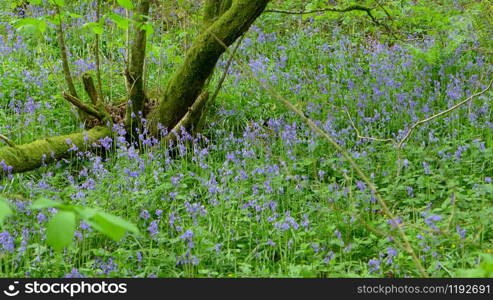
xmin=0 ymin=126 xmax=111 ymax=175
xmin=147 ymin=0 xmax=270 ymax=135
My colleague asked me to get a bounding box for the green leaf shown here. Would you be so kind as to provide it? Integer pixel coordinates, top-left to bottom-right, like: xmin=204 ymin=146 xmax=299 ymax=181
xmin=83 ymin=22 xmax=104 ymax=35
xmin=117 ymin=0 xmax=134 ymax=10
xmin=74 ymin=206 xmax=97 ymax=219
xmin=0 ymin=199 xmax=13 ymax=225
xmin=107 ymin=13 xmax=130 ymax=30
xmin=14 ymin=18 xmax=47 ymax=34
xmin=46 ymin=211 xmax=76 ymax=252
xmin=141 ymin=22 xmax=154 ymax=38
xmin=52 ymin=0 xmax=65 ymax=6
xmin=31 ymin=198 xmax=64 ymax=209
xmin=88 ymin=212 xmax=139 ymax=241
xmin=68 ymin=13 xmax=83 ymax=18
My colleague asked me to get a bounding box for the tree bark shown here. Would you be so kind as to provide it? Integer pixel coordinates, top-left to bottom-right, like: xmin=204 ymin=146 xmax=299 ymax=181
xmin=204 ymin=0 xmax=233 ymax=26
xmin=125 ymin=0 xmax=151 ymax=135
xmin=147 ymin=0 xmax=270 ymax=135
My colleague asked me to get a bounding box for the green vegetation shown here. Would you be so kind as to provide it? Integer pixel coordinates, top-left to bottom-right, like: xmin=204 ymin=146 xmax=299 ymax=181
xmin=0 ymin=0 xmax=492 ymax=278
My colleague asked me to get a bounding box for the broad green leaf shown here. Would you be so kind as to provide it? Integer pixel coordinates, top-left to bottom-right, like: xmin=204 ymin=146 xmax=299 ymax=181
xmin=107 ymin=13 xmax=129 ymax=30
xmin=141 ymin=23 xmax=154 ymax=38
xmin=46 ymin=211 xmax=76 ymax=252
xmin=83 ymin=22 xmax=104 ymax=35
xmin=0 ymin=199 xmax=12 ymax=225
xmin=68 ymin=13 xmax=83 ymax=18
xmin=117 ymin=0 xmax=134 ymax=10
xmin=88 ymin=212 xmax=139 ymax=241
xmin=74 ymin=206 xmax=97 ymax=219
xmin=31 ymin=198 xmax=63 ymax=209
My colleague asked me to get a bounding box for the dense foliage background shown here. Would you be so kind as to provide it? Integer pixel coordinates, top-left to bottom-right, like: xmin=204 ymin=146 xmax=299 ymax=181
xmin=0 ymin=0 xmax=492 ymax=277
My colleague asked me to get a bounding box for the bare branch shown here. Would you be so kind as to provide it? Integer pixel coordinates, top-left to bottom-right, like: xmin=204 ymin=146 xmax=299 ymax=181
xmin=168 ymin=91 xmax=210 ymax=140
xmin=210 ymin=34 xmax=244 ymax=104
xmin=397 ymin=78 xmax=493 ymax=148
xmin=0 ymin=134 xmax=15 ymax=147
xmin=265 ymin=4 xmax=399 ymax=40
xmin=330 ymin=104 xmax=396 ymax=144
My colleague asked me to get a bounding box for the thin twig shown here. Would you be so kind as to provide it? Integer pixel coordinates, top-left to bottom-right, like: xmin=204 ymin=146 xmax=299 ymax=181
xmin=331 ymin=104 xmax=396 ymax=144
xmin=209 ymin=34 xmax=245 ymax=104
xmin=0 ymin=134 xmax=15 ymax=147
xmin=265 ymin=4 xmax=399 ymax=40
xmin=397 ymin=78 xmax=493 ymax=148
xmin=372 ymin=0 xmax=393 ymax=21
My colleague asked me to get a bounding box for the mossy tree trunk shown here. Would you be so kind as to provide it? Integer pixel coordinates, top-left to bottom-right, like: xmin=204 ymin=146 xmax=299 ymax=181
xmin=147 ymin=0 xmax=270 ymax=135
xmin=0 ymin=127 xmax=111 ymax=175
xmin=0 ymin=0 xmax=270 ymax=175
xmin=204 ymin=0 xmax=233 ymax=26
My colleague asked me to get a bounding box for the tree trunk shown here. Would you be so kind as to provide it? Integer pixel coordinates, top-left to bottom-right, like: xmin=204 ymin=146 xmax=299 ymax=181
xmin=125 ymin=0 xmax=151 ymax=135
xmin=147 ymin=0 xmax=270 ymax=135
xmin=0 ymin=0 xmax=270 ymax=175
xmin=204 ymin=0 xmax=233 ymax=26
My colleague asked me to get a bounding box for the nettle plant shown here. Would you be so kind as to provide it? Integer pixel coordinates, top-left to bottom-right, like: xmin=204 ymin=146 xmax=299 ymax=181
xmin=0 ymin=196 xmax=139 ymax=252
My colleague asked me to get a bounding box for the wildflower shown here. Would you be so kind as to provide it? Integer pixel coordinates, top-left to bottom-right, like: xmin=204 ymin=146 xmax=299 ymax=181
xmin=422 ymin=162 xmax=431 ymax=175
xmin=368 ymin=259 xmax=380 ymax=273
xmin=180 ymin=229 xmax=194 ymax=249
xmin=456 ymin=225 xmax=466 ymax=239
xmin=148 ymin=220 xmax=159 ymax=237
xmin=64 ymin=268 xmax=85 ymax=278
xmin=324 ymin=251 xmax=335 ymax=264
xmin=139 ymin=209 xmax=150 ymax=220
xmin=0 ymin=231 xmax=15 ymax=253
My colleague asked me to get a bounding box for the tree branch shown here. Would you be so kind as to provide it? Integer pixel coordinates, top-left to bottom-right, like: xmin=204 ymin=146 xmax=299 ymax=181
xmin=265 ymin=5 xmax=375 ymax=15
xmin=55 ymin=5 xmax=78 ymax=99
xmin=397 ymin=78 xmax=493 ymax=148
xmin=63 ymin=93 xmax=104 ymax=120
xmin=82 ymin=73 xmax=99 ymax=106
xmin=168 ymin=91 xmax=210 ymax=140
xmin=265 ymin=4 xmax=399 ymax=39
xmin=0 ymin=134 xmax=15 ymax=147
